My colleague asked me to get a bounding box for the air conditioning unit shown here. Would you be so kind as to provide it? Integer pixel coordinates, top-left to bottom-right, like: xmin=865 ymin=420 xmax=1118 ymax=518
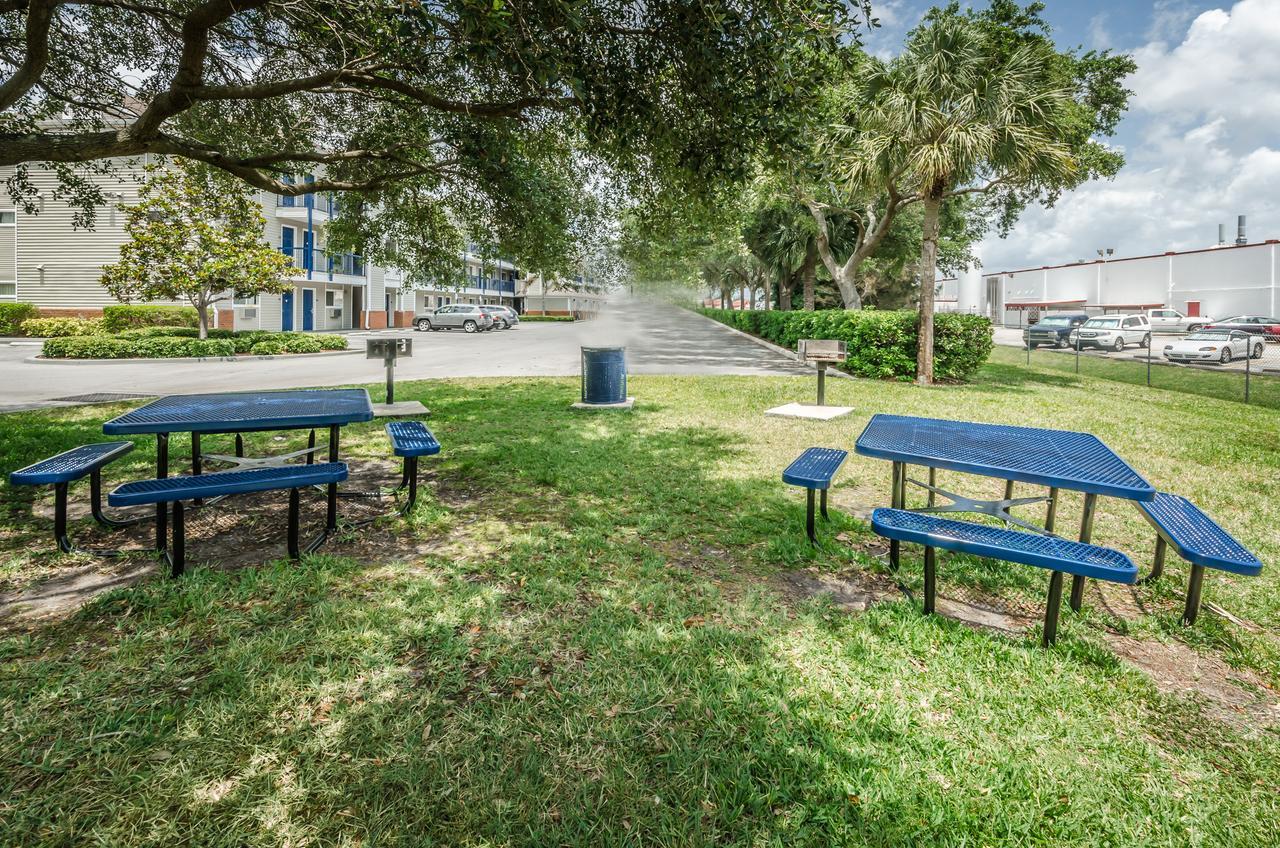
xmin=242 ymin=308 xmax=257 ymax=319
xmin=327 ymin=307 xmax=342 ymax=318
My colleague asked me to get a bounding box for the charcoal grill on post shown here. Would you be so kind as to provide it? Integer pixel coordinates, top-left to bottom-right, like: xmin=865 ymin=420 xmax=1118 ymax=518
xmin=366 ymin=338 xmax=413 ymax=405
xmin=797 ymin=339 xmax=847 ymax=406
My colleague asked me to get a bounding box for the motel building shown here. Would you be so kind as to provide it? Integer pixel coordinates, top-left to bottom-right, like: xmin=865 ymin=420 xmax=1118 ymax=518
xmin=943 ymin=218 xmax=1280 ymax=327
xmin=0 ymin=161 xmax=527 ymax=330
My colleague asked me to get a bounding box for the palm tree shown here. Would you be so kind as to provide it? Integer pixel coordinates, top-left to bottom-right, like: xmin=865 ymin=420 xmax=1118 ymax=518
xmin=743 ymin=200 xmax=820 ymax=310
xmin=836 ymin=15 xmax=1076 ymax=383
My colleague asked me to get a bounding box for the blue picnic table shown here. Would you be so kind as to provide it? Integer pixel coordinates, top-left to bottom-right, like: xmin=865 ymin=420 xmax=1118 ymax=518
xmin=103 ymin=389 xmax=375 ymax=551
xmin=855 ymin=414 xmax=1155 ymax=611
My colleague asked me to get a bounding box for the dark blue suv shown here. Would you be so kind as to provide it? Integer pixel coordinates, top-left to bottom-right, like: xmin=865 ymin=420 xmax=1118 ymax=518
xmin=1023 ymin=313 xmax=1090 ymax=349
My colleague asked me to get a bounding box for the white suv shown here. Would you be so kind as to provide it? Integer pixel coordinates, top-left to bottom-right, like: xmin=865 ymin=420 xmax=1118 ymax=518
xmin=1070 ymin=314 xmax=1152 ymax=351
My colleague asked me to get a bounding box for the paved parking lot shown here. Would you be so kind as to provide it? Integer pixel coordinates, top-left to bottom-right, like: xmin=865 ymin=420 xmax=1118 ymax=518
xmin=992 ymin=326 xmax=1280 ymax=374
xmin=0 ymin=299 xmax=809 ymax=413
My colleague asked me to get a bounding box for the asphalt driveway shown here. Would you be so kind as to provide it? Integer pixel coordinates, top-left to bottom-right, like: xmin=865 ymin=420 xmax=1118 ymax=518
xmin=0 ymin=299 xmax=808 ymax=412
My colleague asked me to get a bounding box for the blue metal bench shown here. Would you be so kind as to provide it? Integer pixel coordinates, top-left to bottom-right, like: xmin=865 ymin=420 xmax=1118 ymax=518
xmin=783 ymin=447 xmax=849 ymax=543
xmin=385 ymin=421 xmax=441 ymax=514
xmin=9 ymin=441 xmax=142 ymax=552
xmin=1135 ymin=492 xmax=1263 ymax=625
xmin=109 ymin=463 xmax=348 ymax=576
xmin=870 ymin=508 xmax=1137 ymax=646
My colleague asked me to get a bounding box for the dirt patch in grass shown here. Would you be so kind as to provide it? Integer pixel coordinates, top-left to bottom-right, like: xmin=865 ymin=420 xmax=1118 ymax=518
xmin=1105 ymin=633 xmax=1280 ymax=731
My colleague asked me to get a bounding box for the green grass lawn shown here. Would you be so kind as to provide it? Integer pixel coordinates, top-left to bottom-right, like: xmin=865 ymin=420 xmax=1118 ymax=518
xmin=2 ymin=360 xmax=1278 ymax=846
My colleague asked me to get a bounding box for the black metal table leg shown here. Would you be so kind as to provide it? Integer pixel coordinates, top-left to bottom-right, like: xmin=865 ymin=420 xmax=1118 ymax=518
xmin=326 ymin=424 xmax=339 ymax=532
xmin=889 ymin=462 xmax=904 ymax=571
xmin=1044 ymin=487 xmax=1059 ymax=534
xmin=820 ymin=488 xmax=829 ymax=520
xmin=170 ymin=499 xmax=185 ymax=577
xmin=155 ymin=433 xmax=169 ymax=552
xmin=1043 ymin=571 xmax=1065 ymax=646
xmin=923 ymin=546 xmax=936 ymax=614
xmin=1070 ymin=493 xmax=1098 ymax=612
xmin=191 ymin=432 xmax=203 ymax=506
xmin=805 ymin=487 xmax=816 ymax=544
xmin=234 ymin=433 xmax=244 ymax=458
xmin=287 ymin=488 xmax=301 ymax=559
xmin=307 ymin=429 xmax=316 ymax=466
xmin=89 ymin=470 xmax=148 ymax=529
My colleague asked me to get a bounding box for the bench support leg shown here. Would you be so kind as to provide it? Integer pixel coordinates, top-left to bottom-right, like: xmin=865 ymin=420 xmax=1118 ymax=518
xmin=170 ymin=500 xmax=185 ymax=577
xmin=889 ymin=462 xmax=904 ymax=570
xmin=326 ymin=424 xmax=339 ymax=532
xmin=1141 ymin=535 xmax=1167 ymax=584
xmin=1070 ymin=493 xmax=1098 ymax=612
xmin=1182 ymin=564 xmax=1205 ymax=626
xmin=805 ymin=488 xmax=816 ymax=544
xmin=923 ymin=546 xmax=936 ymax=614
xmin=287 ymin=488 xmax=301 ymax=559
xmin=820 ymin=488 xmax=829 ymax=520
xmin=400 ymin=457 xmax=420 ymax=516
xmin=54 ymin=481 xmax=72 ymax=553
xmin=1043 ymin=571 xmax=1065 ymax=646
xmin=89 ymin=470 xmax=148 ymax=530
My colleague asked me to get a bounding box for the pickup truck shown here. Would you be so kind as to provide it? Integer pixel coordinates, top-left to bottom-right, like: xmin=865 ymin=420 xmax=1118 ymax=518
xmin=1146 ymin=308 xmax=1212 ymax=333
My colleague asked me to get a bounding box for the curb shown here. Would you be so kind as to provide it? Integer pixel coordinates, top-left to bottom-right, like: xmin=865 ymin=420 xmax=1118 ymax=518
xmin=679 ymin=308 xmax=854 ymax=379
xmin=26 ymin=348 xmax=360 ymax=365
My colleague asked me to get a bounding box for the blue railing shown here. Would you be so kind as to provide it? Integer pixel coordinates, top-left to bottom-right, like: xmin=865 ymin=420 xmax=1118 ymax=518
xmin=276 ymin=193 xmax=338 ymax=215
xmin=280 ymin=246 xmax=365 ymax=279
xmin=469 ymin=276 xmax=515 ymax=294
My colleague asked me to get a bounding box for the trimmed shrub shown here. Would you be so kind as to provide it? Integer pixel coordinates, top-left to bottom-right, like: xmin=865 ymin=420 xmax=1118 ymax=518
xmin=698 ymin=308 xmax=993 ymax=382
xmin=115 ymin=326 xmax=202 ymax=340
xmin=249 ymin=339 xmax=287 ymax=355
xmin=100 ymin=304 xmax=201 ymax=332
xmin=20 ymin=317 xmax=103 ymax=337
xmin=131 ymin=337 xmax=236 ymax=358
xmin=42 ymin=336 xmax=137 ymax=359
xmin=0 ymin=303 xmax=39 ymax=335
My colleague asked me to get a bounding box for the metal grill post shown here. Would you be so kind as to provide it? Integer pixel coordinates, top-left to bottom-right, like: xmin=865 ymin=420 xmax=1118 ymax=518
xmin=816 ymin=363 xmax=827 ymax=406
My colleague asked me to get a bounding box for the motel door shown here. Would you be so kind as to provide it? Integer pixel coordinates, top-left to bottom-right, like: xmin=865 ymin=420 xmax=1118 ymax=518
xmin=302 ymin=289 xmax=315 ymax=331
xmin=281 ymin=291 xmax=294 ymax=331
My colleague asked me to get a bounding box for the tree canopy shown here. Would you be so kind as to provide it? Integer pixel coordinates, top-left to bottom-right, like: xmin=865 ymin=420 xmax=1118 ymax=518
xmin=1 ymin=0 xmax=863 ymax=278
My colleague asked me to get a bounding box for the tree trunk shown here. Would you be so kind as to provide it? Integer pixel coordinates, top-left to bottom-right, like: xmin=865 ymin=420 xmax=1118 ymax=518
xmin=720 ymin=286 xmax=732 ymax=309
xmin=194 ymin=297 xmax=210 ymax=339
xmin=779 ymin=272 xmax=794 ymax=311
xmin=802 ymin=242 xmax=817 ymax=310
xmin=916 ymin=195 xmax=942 ymax=385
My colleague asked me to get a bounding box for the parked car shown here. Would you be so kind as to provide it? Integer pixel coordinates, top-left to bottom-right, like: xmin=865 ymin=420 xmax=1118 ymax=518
xmin=413 ymin=304 xmax=495 ymax=333
xmin=1023 ymin=312 xmax=1089 ymax=348
xmin=1163 ymin=330 xmax=1262 ymax=364
xmin=1201 ymin=315 xmax=1280 ymax=341
xmin=485 ymin=305 xmax=521 ymax=329
xmin=1069 ymin=314 xmax=1151 ymax=351
xmin=1145 ymin=308 xmax=1211 ymax=333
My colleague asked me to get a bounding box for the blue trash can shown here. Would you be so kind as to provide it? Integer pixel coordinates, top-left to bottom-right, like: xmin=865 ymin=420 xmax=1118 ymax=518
xmin=581 ymin=347 xmax=627 ymax=405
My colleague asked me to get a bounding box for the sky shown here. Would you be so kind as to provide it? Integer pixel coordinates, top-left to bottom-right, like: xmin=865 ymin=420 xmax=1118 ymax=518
xmin=862 ymin=0 xmax=1280 ymax=273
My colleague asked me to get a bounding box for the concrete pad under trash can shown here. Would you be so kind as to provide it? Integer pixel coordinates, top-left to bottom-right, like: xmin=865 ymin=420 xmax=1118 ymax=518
xmin=373 ymin=401 xmax=429 ymax=418
xmin=764 ymin=402 xmax=853 ymax=420
xmin=571 ymin=397 xmax=635 ymax=411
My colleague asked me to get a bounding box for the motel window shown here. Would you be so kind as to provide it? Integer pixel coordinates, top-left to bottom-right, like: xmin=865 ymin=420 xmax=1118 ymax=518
xmin=233 ymin=294 xmax=258 ymax=307
xmin=0 ymin=211 xmax=15 ymax=224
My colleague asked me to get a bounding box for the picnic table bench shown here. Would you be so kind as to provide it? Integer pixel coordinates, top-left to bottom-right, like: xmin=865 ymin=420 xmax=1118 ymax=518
xmin=782 ymin=447 xmax=848 ymax=543
xmin=110 ymin=463 xmax=349 ymax=575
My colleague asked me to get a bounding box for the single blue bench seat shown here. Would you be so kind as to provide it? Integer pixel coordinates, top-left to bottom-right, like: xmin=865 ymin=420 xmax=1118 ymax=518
xmin=9 ymin=441 xmax=139 ymax=553
xmin=385 ymin=421 xmax=441 ymax=514
xmin=782 ymin=447 xmax=849 ymax=543
xmin=871 ymin=508 xmax=1137 ymax=646
xmin=1135 ymin=492 xmax=1263 ymax=625
xmin=109 ymin=463 xmax=348 ymax=576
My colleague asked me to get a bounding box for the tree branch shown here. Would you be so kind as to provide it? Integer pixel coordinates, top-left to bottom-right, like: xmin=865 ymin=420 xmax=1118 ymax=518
xmin=0 ymin=0 xmax=57 ymax=112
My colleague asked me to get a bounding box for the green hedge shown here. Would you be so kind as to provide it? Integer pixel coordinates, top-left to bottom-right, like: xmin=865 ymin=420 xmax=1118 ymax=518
xmin=41 ymin=336 xmax=139 ymax=359
xmin=698 ymin=308 xmax=993 ymax=382
xmin=130 ymin=337 xmax=236 ymax=358
xmin=20 ymin=317 xmax=103 ymax=337
xmin=100 ymin=305 xmax=201 ymax=332
xmin=0 ymin=303 xmax=39 ymax=335
xmin=43 ymin=329 xmax=347 ymax=358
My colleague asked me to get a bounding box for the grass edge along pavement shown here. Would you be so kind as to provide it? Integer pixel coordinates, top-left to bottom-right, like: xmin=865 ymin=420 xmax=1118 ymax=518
xmin=1 ymin=369 xmax=1278 ymax=846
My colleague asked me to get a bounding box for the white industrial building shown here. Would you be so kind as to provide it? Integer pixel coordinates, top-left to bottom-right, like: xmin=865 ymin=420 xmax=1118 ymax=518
xmin=946 ymin=219 xmax=1280 ymax=327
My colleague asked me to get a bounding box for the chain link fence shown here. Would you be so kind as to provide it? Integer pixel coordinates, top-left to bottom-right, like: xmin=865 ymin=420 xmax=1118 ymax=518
xmin=998 ymin=325 xmax=1280 ymax=408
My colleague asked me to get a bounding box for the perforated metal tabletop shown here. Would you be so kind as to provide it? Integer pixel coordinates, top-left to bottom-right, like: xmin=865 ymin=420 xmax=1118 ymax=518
xmin=855 ymin=414 xmax=1155 ymax=501
xmin=102 ymin=389 xmax=374 ymax=435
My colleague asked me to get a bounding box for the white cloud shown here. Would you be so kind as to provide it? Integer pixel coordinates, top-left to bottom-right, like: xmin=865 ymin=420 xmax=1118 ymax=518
xmin=980 ymin=0 xmax=1280 ymax=272
xmin=1088 ymin=13 xmax=1114 ymax=50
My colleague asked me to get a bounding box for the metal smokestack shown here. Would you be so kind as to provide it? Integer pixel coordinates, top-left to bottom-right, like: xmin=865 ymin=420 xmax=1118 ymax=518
xmin=1218 ymin=223 xmax=1227 ymax=245
xmin=1236 ymin=214 xmax=1247 ymax=245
